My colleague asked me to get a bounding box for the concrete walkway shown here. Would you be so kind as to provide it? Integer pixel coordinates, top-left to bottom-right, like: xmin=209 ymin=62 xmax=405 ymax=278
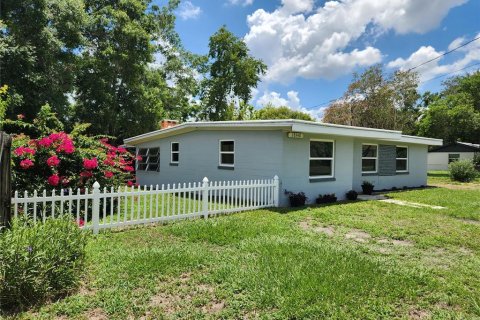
xmin=358 ymin=194 xmax=446 ymax=209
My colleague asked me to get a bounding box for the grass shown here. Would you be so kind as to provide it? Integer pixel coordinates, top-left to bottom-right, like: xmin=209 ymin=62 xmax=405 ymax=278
xmin=97 ymin=188 xmax=240 ymax=225
xmin=7 ymin=175 xmax=480 ymax=319
xmin=427 ymin=170 xmax=480 ymax=187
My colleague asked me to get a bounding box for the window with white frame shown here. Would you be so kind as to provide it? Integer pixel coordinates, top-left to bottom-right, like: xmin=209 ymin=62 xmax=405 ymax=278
xmin=136 ymin=147 xmax=160 ymax=171
xmin=309 ymin=140 xmax=334 ymax=177
xmin=219 ymin=140 xmax=234 ymax=166
xmin=362 ymin=144 xmax=378 ymax=173
xmin=171 ymin=142 xmax=179 ymax=163
xmin=396 ymin=146 xmax=408 ymax=172
xmin=448 ymin=153 xmax=460 ymax=164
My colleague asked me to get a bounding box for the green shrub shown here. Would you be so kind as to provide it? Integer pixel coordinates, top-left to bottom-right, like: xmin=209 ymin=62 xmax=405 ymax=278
xmin=0 ymin=216 xmax=89 ymax=311
xmin=473 ymin=153 xmax=480 ymax=169
xmin=361 ymin=181 xmax=374 ymax=195
xmin=285 ymin=191 xmax=307 ymax=207
xmin=345 ymin=190 xmax=358 ymax=200
xmin=449 ymin=159 xmax=478 ymax=182
xmin=9 ymin=105 xmax=136 ymax=192
xmin=315 ymin=193 xmax=337 ymax=204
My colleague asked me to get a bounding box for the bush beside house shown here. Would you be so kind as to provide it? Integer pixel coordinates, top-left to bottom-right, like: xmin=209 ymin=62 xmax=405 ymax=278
xmin=285 ymin=191 xmax=307 ymax=207
xmin=449 ymin=160 xmax=478 ymax=182
xmin=0 ymin=216 xmax=88 ymax=311
xmin=7 ymin=106 xmax=137 ymax=192
xmin=361 ymin=181 xmax=375 ymax=195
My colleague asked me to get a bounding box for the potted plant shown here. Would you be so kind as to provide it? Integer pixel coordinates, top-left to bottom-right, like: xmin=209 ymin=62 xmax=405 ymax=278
xmin=361 ymin=181 xmax=374 ymax=195
xmin=315 ymin=193 xmax=337 ymax=204
xmin=285 ymin=190 xmax=307 ymax=207
xmin=345 ymin=190 xmax=358 ymax=200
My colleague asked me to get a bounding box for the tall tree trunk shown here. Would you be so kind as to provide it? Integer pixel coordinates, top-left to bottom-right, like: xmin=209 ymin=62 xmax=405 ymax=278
xmin=0 ymin=131 xmax=12 ymax=227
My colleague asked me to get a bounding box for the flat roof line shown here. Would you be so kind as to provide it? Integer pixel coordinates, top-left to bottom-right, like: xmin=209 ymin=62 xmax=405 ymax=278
xmin=124 ymin=120 xmax=442 ymax=145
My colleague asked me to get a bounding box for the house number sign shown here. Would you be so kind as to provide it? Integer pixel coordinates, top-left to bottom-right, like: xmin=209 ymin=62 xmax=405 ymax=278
xmin=287 ymin=132 xmax=304 ymax=139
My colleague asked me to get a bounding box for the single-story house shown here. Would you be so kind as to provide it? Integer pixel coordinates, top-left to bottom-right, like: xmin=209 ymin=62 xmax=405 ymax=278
xmin=124 ymin=120 xmax=442 ymax=206
xmin=427 ymin=141 xmax=480 ymax=171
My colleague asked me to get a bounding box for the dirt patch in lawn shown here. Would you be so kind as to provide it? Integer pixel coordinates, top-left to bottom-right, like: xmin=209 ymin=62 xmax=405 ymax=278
xmin=345 ymin=229 xmax=372 ymax=243
xmin=429 ymin=183 xmax=479 ymax=190
xmin=377 ymin=238 xmax=414 ymax=247
xmin=459 ymin=218 xmax=480 ymax=225
xmin=149 ymin=292 xmax=180 ymax=313
xmin=299 ymin=220 xmax=335 ymax=236
xmin=78 ymin=282 xmax=97 ymax=297
xmin=313 ymin=226 xmax=335 ymax=236
xmin=202 ymin=301 xmax=225 ymax=314
xmin=408 ymin=308 xmax=430 ymax=319
xmin=84 ymin=308 xmax=108 ymax=320
xmin=148 ymin=272 xmax=225 ymax=316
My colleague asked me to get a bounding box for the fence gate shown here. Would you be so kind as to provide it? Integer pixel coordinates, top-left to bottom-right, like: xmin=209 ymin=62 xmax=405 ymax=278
xmin=0 ymin=131 xmax=12 ymax=227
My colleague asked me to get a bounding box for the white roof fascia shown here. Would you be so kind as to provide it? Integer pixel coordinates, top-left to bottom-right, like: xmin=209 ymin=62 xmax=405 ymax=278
xmin=396 ymin=135 xmax=443 ymax=146
xmin=124 ymin=120 xmax=293 ymax=145
xmin=291 ymin=122 xmax=401 ymax=140
xmin=124 ymin=120 xmax=443 ymax=146
xmin=291 ymin=122 xmax=443 ymax=145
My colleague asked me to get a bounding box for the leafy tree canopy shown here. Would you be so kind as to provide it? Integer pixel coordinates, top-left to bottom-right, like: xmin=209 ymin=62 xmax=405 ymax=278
xmin=0 ymin=0 xmax=86 ymax=120
xmin=416 ymin=72 xmax=480 ymax=144
xmin=73 ymin=0 xmax=202 ymax=140
xmin=1 ymin=0 xmax=202 ymax=141
xmin=200 ymin=26 xmax=266 ymax=121
xmin=322 ymin=65 xmax=420 ymax=134
xmin=254 ymin=104 xmax=314 ymax=121
xmin=418 ymin=93 xmax=480 ymax=144
xmin=442 ymin=71 xmax=480 ymax=111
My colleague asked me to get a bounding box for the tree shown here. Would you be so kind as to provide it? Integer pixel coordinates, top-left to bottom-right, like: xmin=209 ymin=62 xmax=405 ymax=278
xmin=417 ymin=93 xmax=480 ymax=144
xmin=0 ymin=86 xmax=9 ymax=129
xmin=416 ymin=72 xmax=480 ymax=144
xmin=0 ymin=0 xmax=86 ymax=120
xmin=73 ymin=0 xmax=168 ymax=140
xmin=200 ymin=26 xmax=266 ymax=121
xmin=254 ymin=104 xmax=314 ymax=121
xmin=322 ymin=65 xmax=420 ymax=133
xmin=442 ymin=71 xmax=480 ymax=111
xmin=72 ymin=0 xmax=201 ymax=141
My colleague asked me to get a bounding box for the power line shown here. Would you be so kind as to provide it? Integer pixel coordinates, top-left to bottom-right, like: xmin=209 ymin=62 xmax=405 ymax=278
xmin=407 ymin=35 xmax=480 ymax=72
xmin=420 ymin=61 xmax=480 ymax=84
xmin=304 ymin=35 xmax=480 ymax=110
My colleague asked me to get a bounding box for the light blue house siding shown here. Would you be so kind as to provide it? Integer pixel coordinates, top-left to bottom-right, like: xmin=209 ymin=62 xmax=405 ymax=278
xmin=352 ymin=141 xmax=428 ymax=191
xmin=135 ymin=129 xmax=284 ymax=188
xmin=280 ymin=133 xmax=354 ymax=206
xmin=133 ymin=126 xmax=431 ymax=207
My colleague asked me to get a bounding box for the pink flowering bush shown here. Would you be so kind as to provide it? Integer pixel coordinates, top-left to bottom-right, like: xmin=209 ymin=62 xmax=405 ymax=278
xmin=10 ymin=106 xmax=136 ymax=191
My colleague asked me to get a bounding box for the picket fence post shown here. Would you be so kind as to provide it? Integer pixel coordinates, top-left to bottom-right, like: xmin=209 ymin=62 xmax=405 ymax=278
xmin=202 ymin=177 xmax=209 ymax=219
xmin=92 ymin=181 xmax=101 ymax=234
xmin=273 ymin=175 xmax=280 ymax=207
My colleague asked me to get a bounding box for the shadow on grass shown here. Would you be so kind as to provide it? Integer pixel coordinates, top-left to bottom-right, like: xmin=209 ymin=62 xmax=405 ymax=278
xmin=376 ymin=185 xmax=438 ymax=195
xmin=428 ymin=171 xmax=450 ymax=178
xmin=267 ymin=200 xmax=358 ymax=214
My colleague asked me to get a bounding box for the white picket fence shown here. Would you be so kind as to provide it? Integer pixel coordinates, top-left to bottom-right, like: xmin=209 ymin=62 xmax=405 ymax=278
xmin=12 ymin=176 xmax=280 ymax=234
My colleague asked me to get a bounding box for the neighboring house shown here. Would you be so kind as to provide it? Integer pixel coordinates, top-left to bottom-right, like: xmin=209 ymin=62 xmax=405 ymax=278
xmin=427 ymin=142 xmax=480 ymax=171
xmin=124 ymin=120 xmax=442 ymax=206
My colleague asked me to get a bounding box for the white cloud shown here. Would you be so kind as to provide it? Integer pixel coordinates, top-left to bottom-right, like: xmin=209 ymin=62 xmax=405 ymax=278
xmin=178 ymin=1 xmax=202 ymax=20
xmin=280 ymin=0 xmax=315 ymax=14
xmin=387 ymin=33 xmax=480 ymax=82
xmin=256 ymin=90 xmax=324 ymax=120
xmin=448 ymin=36 xmax=466 ymax=51
xmin=244 ymin=0 xmax=466 ymax=84
xmin=227 ymin=0 xmax=253 ymax=6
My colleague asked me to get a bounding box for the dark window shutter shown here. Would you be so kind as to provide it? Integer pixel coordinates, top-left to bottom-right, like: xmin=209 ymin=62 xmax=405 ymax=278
xmin=378 ymin=145 xmax=396 ymax=176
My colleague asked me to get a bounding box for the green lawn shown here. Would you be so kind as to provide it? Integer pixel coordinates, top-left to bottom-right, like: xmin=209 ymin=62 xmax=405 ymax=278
xmin=9 ymin=179 xmax=480 ymax=319
xmin=427 ymin=170 xmax=480 ymax=187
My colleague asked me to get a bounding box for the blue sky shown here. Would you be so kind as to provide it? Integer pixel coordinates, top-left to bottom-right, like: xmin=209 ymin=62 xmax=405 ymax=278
xmin=167 ymin=0 xmax=480 ymax=118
